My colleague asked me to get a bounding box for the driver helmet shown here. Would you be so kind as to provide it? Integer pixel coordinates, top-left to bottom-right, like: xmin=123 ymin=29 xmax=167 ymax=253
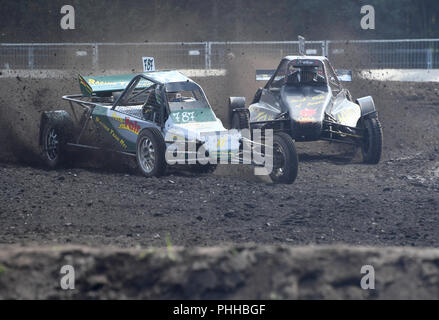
xmin=168 ymin=92 xmax=182 ymax=102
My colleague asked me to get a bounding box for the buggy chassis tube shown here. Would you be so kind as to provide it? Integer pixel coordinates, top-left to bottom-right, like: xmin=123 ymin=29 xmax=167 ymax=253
xmin=66 ymin=142 xmax=136 ymax=157
xmin=61 ymin=94 xmax=117 ymax=149
xmin=249 ymin=118 xmax=290 ymax=126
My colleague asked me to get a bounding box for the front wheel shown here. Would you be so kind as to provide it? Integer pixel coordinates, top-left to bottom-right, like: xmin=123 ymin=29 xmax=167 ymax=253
xmin=231 ymin=111 xmax=249 ymax=130
xmin=269 ymin=132 xmax=299 ymax=184
xmin=360 ymin=117 xmax=383 ymax=164
xmin=229 ymin=97 xmax=248 ymax=129
xmin=136 ymin=128 xmax=167 ymax=178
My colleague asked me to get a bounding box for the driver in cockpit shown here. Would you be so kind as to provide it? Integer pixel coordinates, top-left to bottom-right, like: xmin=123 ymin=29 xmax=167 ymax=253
xmin=286 ymin=66 xmax=325 ymax=85
xmin=167 ymin=92 xmax=183 ymax=102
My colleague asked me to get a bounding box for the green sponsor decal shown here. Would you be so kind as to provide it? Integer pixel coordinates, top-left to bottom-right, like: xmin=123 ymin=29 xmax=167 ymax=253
xmin=79 ymin=74 xmax=153 ymax=96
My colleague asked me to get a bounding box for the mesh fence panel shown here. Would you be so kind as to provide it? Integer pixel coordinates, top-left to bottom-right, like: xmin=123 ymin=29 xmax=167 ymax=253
xmin=97 ymin=43 xmax=207 ymax=71
xmin=1 ymin=40 xmax=438 ymax=71
xmin=0 ymin=44 xmax=94 ymax=69
xmin=210 ymin=41 xmax=325 ymax=69
xmin=327 ymin=40 xmax=439 ymax=69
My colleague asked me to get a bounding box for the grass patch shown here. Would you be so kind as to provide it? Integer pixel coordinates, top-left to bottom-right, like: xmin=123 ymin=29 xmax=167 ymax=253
xmin=0 ymin=265 xmax=6 ymax=275
xmin=137 ymin=248 xmax=156 ymax=260
xmin=165 ymin=233 xmax=176 ymax=261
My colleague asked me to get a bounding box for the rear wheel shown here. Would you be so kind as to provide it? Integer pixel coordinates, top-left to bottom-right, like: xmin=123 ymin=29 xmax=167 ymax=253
xmin=361 ymin=117 xmax=383 ymax=164
xmin=270 ymin=132 xmax=299 ymax=184
xmin=41 ymin=122 xmax=66 ymax=168
xmin=136 ymin=128 xmax=167 ymax=177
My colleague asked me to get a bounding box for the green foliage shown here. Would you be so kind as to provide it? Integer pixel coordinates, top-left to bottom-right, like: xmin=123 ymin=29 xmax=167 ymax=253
xmin=165 ymin=233 xmax=176 ymax=261
xmin=0 ymin=265 xmax=6 ymax=275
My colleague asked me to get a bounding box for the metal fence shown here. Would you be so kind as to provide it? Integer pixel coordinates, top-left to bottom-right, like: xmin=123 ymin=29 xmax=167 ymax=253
xmin=327 ymin=39 xmax=439 ymax=69
xmin=1 ymin=39 xmax=438 ymax=71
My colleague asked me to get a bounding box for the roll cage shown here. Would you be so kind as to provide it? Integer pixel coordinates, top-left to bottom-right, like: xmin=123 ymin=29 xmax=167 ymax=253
xmin=62 ymin=74 xmax=215 ymax=145
xmin=113 ymin=75 xmax=167 ymax=127
xmin=112 ymin=74 xmax=213 ymax=127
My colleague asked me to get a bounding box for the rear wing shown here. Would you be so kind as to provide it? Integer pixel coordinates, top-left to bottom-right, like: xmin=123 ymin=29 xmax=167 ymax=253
xmin=255 ymin=69 xmax=352 ymax=82
xmin=78 ymin=74 xmax=154 ymax=97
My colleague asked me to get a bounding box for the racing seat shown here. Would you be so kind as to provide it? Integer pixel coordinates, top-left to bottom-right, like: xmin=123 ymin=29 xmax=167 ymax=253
xmin=286 ymin=71 xmax=301 ymax=85
xmin=142 ymin=93 xmax=162 ymax=123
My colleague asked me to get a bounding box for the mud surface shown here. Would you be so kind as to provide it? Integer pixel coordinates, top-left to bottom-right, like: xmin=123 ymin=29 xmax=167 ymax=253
xmin=0 ymin=76 xmax=438 ymax=249
xmin=1 ymin=245 xmax=439 ymax=299
xmin=1 ymin=150 xmax=438 ymax=248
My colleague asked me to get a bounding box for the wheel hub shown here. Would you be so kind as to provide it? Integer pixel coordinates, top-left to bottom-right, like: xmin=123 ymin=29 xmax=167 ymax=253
xmin=272 ymin=142 xmax=286 ymax=177
xmin=139 ymin=137 xmax=155 ymax=173
xmin=46 ymin=128 xmax=59 ymax=161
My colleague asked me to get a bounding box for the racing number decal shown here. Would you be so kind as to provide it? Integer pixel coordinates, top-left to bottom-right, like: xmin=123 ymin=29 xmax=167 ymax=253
xmin=142 ymin=57 xmax=156 ymax=72
xmin=173 ymin=111 xmax=195 ymax=123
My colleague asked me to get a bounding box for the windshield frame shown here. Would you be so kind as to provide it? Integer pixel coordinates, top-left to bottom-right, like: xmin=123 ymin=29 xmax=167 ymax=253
xmin=112 ymin=74 xmax=160 ymax=109
xmin=265 ymin=58 xmax=329 ymax=90
xmin=165 ymin=81 xmax=212 ymax=112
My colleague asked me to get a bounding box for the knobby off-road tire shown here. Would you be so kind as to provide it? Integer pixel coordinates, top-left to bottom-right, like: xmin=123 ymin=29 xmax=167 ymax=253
xmin=231 ymin=111 xmax=250 ymax=130
xmin=270 ymin=132 xmax=299 ymax=184
xmin=41 ymin=121 xmax=68 ymax=168
xmin=361 ymin=117 xmax=383 ymax=164
xmin=229 ymin=97 xmax=249 ymax=129
xmin=136 ymin=128 xmax=167 ymax=178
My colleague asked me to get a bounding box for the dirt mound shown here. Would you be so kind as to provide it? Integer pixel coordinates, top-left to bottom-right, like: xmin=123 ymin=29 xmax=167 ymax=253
xmin=1 ymin=245 xmax=439 ymax=299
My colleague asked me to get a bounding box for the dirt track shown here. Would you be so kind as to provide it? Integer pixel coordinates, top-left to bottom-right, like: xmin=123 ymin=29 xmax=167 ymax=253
xmin=0 ymin=77 xmax=438 ymax=248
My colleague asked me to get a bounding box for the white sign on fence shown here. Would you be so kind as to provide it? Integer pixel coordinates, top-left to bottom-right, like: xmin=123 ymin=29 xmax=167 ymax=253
xmin=142 ymin=57 xmax=155 ymax=72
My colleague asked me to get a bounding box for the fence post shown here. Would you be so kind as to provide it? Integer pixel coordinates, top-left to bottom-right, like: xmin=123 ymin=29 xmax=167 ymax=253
xmin=205 ymin=42 xmax=208 ymax=70
xmin=324 ymin=40 xmax=329 ymax=58
xmin=427 ymin=48 xmax=433 ymax=69
xmin=205 ymin=42 xmax=212 ymax=70
xmin=92 ymin=43 xmax=99 ymax=71
xmin=28 ymin=46 xmax=34 ymax=69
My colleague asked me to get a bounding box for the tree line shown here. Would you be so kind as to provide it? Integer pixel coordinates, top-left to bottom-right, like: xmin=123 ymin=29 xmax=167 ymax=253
xmin=0 ymin=0 xmax=437 ymax=42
